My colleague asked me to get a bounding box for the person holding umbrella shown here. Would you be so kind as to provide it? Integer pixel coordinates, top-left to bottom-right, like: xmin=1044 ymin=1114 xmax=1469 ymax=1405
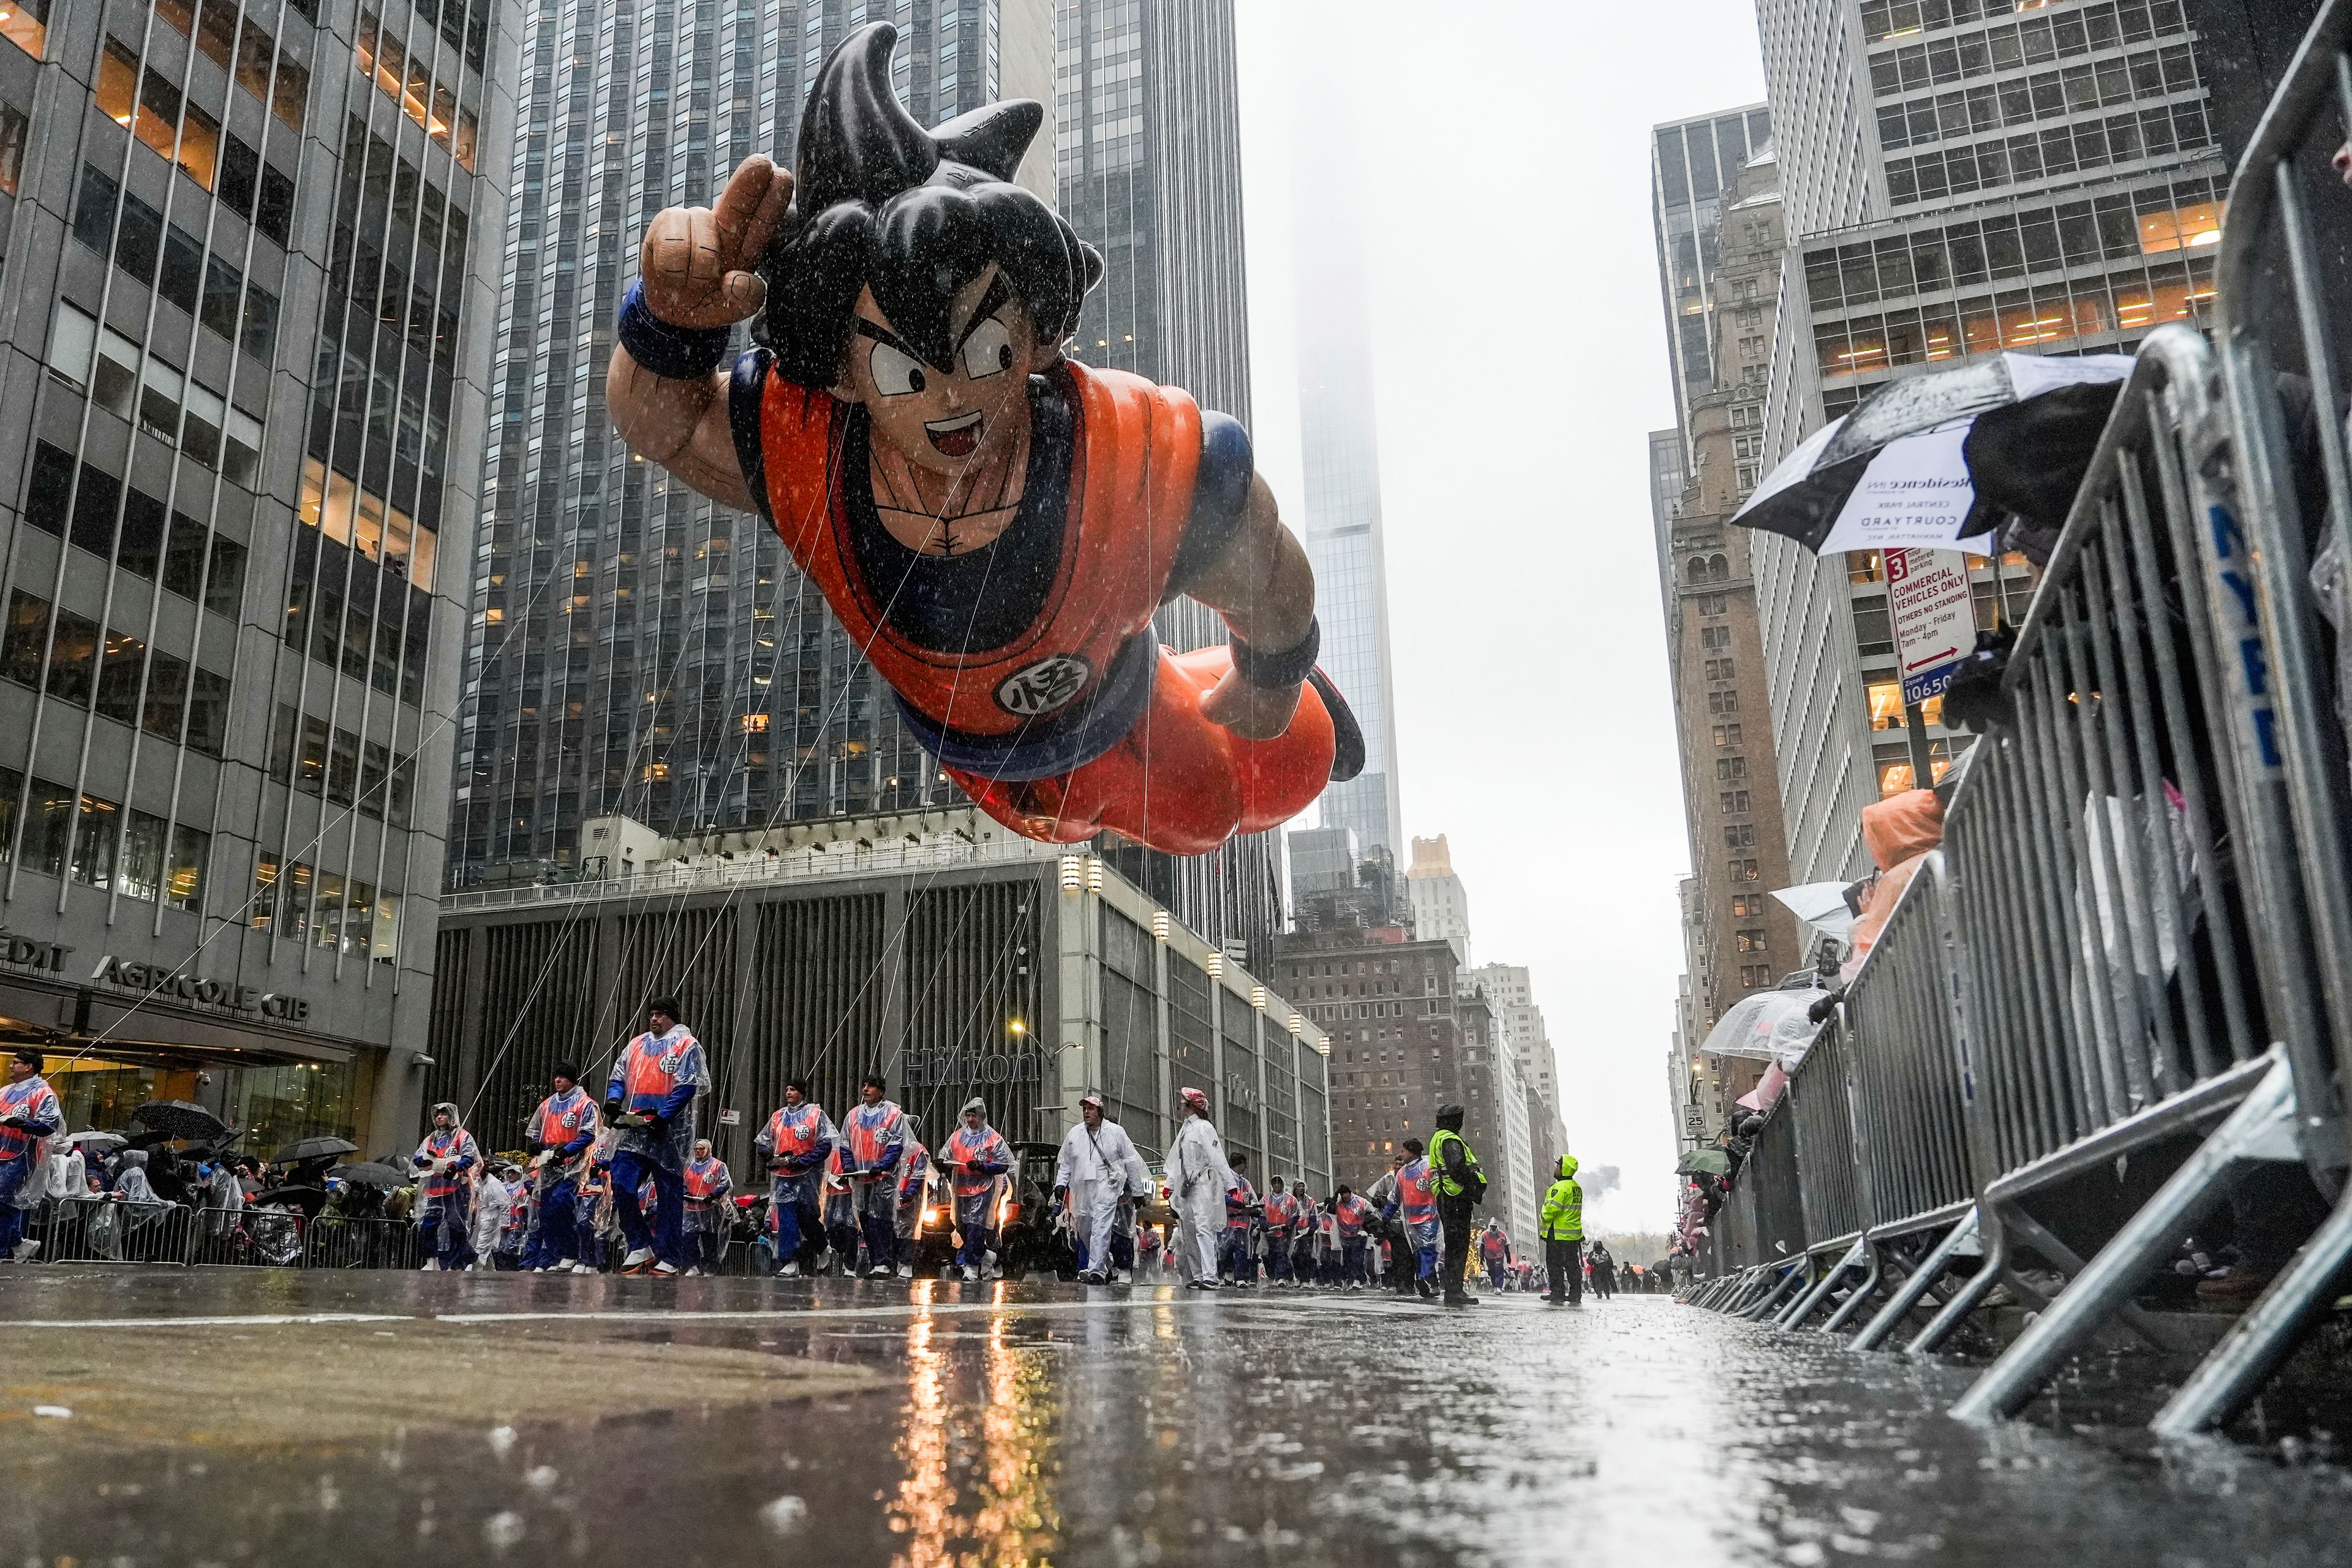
xmin=0 ymin=1049 xmax=61 ymax=1261
xmin=410 ymin=1102 xmax=481 ymax=1270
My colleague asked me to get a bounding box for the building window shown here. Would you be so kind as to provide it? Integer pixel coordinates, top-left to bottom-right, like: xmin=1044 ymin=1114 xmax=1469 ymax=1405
xmin=0 ymin=104 xmax=26 ymax=195
xmin=1716 ymin=756 xmax=1749 ymax=782
xmin=0 ymin=0 xmax=48 ymax=59
xmin=1732 ymin=893 xmax=1759 ymax=918
xmin=1728 ymin=858 xmax=1760 ymax=881
xmin=1719 ymin=789 xmax=1752 ymax=814
xmin=1737 ymin=927 xmax=1768 ymax=953
xmin=1724 ymin=823 xmax=1756 ymax=850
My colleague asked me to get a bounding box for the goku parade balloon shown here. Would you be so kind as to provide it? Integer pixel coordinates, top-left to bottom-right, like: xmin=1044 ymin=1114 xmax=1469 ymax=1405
xmin=606 ymin=23 xmax=1360 ymax=856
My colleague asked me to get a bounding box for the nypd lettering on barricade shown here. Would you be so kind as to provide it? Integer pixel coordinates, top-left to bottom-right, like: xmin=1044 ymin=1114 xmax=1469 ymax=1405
xmin=900 ymin=1047 xmax=1046 ymax=1088
xmin=90 ymin=955 xmax=310 ymax=1023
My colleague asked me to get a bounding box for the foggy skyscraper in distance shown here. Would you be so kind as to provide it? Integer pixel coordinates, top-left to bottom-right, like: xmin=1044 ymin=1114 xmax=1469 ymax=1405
xmin=1283 ymin=48 xmax=1403 ymax=893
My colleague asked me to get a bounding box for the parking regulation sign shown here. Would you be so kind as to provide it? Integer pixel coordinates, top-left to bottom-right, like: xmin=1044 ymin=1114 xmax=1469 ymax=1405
xmin=1885 ymin=547 xmax=1978 ymax=706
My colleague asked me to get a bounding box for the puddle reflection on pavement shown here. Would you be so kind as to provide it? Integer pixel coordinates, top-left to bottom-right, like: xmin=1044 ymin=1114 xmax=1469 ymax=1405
xmin=7 ymin=1267 xmax=2352 ymax=1565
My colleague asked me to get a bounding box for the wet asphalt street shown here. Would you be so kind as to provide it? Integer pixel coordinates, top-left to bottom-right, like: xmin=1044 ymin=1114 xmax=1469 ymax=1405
xmin=7 ymin=1268 xmax=2352 ymax=1566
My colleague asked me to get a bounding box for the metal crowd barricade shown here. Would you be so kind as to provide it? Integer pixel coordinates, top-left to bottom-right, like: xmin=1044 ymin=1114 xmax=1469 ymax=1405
xmin=1676 ymin=26 xmax=2352 ymax=1420
xmin=1686 ymin=265 xmax=2352 ymax=1426
xmin=302 ymin=1215 xmax=420 ymax=1270
xmin=33 ymin=1196 xmax=199 ymax=1264
xmin=1787 ymin=1017 xmax=1863 ymax=1249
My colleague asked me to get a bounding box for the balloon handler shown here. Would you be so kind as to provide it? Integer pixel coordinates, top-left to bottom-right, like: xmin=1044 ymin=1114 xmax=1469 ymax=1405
xmin=607 ymin=24 xmax=1361 ymax=856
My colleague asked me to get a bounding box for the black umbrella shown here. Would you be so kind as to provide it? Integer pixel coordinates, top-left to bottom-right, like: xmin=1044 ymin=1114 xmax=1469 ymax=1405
xmin=132 ymin=1099 xmax=227 ymax=1143
xmin=1734 ymin=352 xmax=2135 ymax=556
xmin=329 ymin=1161 xmax=409 ymax=1189
xmin=276 ymin=1136 xmax=359 ymax=1164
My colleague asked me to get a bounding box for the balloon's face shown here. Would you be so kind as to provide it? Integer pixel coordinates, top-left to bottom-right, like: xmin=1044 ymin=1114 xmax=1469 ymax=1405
xmin=839 ymin=265 xmax=1043 ymax=477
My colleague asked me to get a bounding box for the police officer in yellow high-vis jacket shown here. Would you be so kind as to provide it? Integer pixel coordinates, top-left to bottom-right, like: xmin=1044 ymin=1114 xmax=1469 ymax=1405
xmin=1541 ymin=1154 xmax=1585 ymax=1306
xmin=1428 ymin=1106 xmax=1485 ymax=1308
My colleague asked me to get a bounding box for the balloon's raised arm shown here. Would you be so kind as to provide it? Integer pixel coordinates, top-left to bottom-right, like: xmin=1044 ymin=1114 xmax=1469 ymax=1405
xmin=605 ymin=155 xmax=790 ymax=513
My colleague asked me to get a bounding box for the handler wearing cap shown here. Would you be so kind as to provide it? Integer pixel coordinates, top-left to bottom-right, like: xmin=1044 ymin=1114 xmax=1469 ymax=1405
xmin=1052 ymin=1091 xmax=1148 ymax=1286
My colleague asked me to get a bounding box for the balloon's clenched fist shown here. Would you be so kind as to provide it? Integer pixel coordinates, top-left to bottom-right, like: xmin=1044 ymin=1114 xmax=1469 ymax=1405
xmin=638 ymin=156 xmax=792 ymax=329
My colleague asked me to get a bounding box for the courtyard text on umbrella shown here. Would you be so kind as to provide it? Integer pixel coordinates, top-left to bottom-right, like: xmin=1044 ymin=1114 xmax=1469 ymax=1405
xmin=132 ymin=1099 xmax=227 ymax=1144
xmin=1733 ymin=351 xmax=2136 ymax=558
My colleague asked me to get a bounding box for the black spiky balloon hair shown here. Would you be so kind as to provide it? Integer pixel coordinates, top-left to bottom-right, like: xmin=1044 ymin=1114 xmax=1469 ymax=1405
xmin=755 ymin=23 xmax=1102 ymax=388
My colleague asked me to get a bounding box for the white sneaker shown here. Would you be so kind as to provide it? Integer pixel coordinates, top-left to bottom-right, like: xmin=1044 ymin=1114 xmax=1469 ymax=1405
xmin=682 ymin=1266 xmax=703 ymax=1278
xmin=1112 ymin=1269 xmax=1132 ymax=1285
xmin=652 ymin=1261 xmax=680 ymax=1276
xmin=781 ymin=1261 xmax=802 ymax=1278
xmin=963 ymin=1265 xmax=979 ymax=1283
xmin=895 ymin=1262 xmax=913 ymax=1280
xmin=622 ymin=1246 xmax=654 ymax=1270
xmin=422 ymin=1259 xmax=441 ymax=1272
xmin=571 ymin=1261 xmax=595 ymax=1275
xmin=13 ymin=1239 xmax=39 ymax=1261
xmin=868 ymin=1264 xmax=894 ymax=1279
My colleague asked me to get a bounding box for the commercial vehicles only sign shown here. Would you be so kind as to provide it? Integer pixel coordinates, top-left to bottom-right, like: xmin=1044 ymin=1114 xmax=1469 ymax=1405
xmin=1885 ymin=547 xmax=1978 ymax=707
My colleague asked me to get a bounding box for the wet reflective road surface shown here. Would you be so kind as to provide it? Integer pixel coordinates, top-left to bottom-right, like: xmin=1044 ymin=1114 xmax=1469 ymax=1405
xmin=7 ymin=1268 xmax=2352 ymax=1566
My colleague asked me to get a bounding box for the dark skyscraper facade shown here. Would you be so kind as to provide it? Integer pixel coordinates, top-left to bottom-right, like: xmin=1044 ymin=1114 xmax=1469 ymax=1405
xmin=0 ymin=0 xmax=514 ymax=1150
xmin=451 ymin=1 xmax=1052 ymax=888
xmin=1054 ymin=0 xmax=1280 ymax=957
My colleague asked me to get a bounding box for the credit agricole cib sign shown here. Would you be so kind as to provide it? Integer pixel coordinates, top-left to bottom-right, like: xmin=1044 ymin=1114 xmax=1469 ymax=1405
xmin=89 ymin=955 xmax=311 ymax=1023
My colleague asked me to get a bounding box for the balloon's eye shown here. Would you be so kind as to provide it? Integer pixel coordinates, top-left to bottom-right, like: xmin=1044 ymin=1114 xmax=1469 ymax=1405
xmin=869 ymin=341 xmax=927 ymax=396
xmin=961 ymin=316 xmax=1014 ymax=380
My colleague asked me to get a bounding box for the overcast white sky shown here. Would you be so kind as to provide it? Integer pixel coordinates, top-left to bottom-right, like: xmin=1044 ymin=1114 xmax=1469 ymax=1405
xmin=1232 ymin=2 xmax=1769 ymax=1234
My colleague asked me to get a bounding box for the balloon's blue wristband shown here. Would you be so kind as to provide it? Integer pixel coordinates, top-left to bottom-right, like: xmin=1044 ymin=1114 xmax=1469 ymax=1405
xmin=617 ymin=280 xmax=732 ymax=380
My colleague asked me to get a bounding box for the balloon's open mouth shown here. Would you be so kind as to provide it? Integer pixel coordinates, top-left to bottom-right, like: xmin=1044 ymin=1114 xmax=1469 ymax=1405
xmin=925 ymin=412 xmax=982 ymax=457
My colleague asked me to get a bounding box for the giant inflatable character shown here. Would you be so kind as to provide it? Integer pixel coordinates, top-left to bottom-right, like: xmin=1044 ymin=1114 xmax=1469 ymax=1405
xmin=606 ymin=24 xmax=1359 ymax=856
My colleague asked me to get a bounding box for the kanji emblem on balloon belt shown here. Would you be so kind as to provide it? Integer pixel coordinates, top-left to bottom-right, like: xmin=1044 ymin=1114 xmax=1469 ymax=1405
xmin=995 ymin=654 xmax=1091 ymax=717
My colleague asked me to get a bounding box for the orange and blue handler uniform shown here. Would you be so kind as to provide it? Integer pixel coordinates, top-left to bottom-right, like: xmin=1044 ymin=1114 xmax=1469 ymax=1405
xmin=1259 ymin=1180 xmax=1300 ymax=1284
xmin=941 ymin=1097 xmax=1011 ymax=1276
xmin=410 ymin=1102 xmax=481 ymax=1270
xmin=603 ymin=1016 xmax=710 ymax=1275
xmin=890 ymin=1118 xmax=930 ymax=1274
xmin=754 ymin=1088 xmax=836 ymax=1276
xmin=0 ymin=1055 xmax=62 ymax=1261
xmin=1220 ymin=1158 xmax=1259 ymax=1285
xmin=1384 ymin=1146 xmax=1442 ymax=1298
xmin=682 ymin=1141 xmax=733 ymax=1273
xmin=522 ymin=1077 xmax=600 ymax=1270
xmin=840 ymin=1081 xmax=908 ymax=1277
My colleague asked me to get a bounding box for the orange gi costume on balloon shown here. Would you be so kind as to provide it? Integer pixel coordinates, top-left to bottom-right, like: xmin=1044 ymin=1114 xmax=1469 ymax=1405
xmin=741 ymin=355 xmax=1348 ymax=855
